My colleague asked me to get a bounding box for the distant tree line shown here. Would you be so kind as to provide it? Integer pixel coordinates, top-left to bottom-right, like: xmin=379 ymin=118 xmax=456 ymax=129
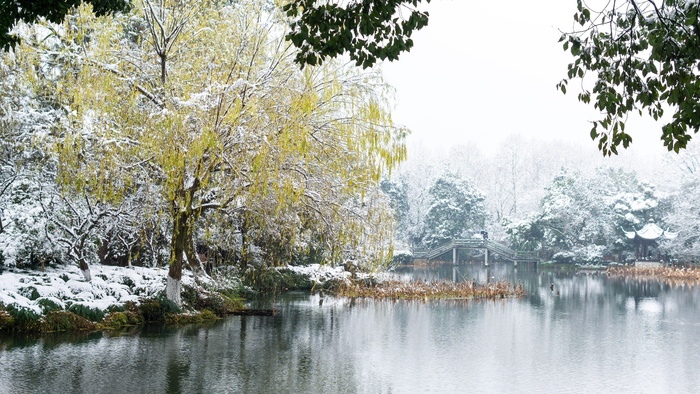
xmin=386 ymin=140 xmax=700 ymax=265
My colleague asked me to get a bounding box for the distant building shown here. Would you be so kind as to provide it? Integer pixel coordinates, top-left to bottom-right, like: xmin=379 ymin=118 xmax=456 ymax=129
xmin=624 ymin=219 xmax=676 ymax=262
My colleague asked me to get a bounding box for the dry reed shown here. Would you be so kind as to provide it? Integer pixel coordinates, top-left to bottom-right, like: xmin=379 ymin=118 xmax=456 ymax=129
xmin=333 ymin=279 xmax=526 ymax=300
xmin=606 ymin=265 xmax=700 ymax=284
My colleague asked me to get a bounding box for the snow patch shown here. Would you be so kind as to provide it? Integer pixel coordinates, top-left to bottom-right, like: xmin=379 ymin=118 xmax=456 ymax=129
xmin=280 ymin=264 xmax=351 ymax=284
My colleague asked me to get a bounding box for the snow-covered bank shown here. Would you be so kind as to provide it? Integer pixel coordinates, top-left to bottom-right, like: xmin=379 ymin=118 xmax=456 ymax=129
xmin=0 ymin=264 xmax=247 ymax=333
xmin=0 ymin=263 xmax=380 ymax=316
xmin=280 ymin=264 xmax=352 ymax=284
xmin=0 ymin=265 xmax=198 ymax=314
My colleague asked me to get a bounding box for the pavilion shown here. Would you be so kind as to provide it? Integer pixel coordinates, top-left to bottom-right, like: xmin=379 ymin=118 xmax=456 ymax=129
xmin=624 ymin=219 xmax=676 ymax=262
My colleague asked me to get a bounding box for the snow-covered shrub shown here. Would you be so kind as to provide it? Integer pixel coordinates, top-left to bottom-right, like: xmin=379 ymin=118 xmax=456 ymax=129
xmin=552 ymin=245 xmax=606 ymax=265
xmin=391 ymin=250 xmax=413 ymax=265
xmin=4 ymin=304 xmax=42 ymax=332
xmin=37 ymin=297 xmax=63 ymax=314
xmin=139 ymin=295 xmax=180 ymax=322
xmin=0 ymin=179 xmax=58 ymax=268
xmin=18 ymin=286 xmax=40 ymax=301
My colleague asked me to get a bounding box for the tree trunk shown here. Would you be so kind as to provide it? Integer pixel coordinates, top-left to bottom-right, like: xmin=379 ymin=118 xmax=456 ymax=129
xmin=240 ymin=218 xmax=248 ymax=271
xmin=97 ymin=238 xmax=109 ymax=265
xmin=166 ymin=176 xmax=203 ymax=304
xmin=187 ymin=236 xmax=209 ymax=281
xmin=166 ymin=211 xmax=189 ymax=306
xmin=79 ymin=260 xmax=92 ymax=282
xmin=165 ymin=212 xmax=196 ymax=306
xmin=166 ymin=274 xmax=182 ymax=306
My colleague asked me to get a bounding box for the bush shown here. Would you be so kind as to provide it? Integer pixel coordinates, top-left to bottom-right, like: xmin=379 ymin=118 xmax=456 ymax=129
xmin=120 ymin=276 xmax=135 ymax=288
xmin=164 ymin=309 xmax=220 ymax=325
xmin=552 ymin=245 xmax=606 ymax=265
xmin=68 ymin=304 xmax=105 ymax=322
xmin=243 ymin=268 xmax=315 ymax=292
xmin=181 ymin=284 xmax=198 ymax=306
xmin=18 ymin=286 xmax=40 ymax=301
xmin=100 ymin=311 xmax=143 ymax=330
xmin=5 ymin=305 xmax=42 ymax=332
xmin=195 ymin=293 xmax=243 ymax=316
xmin=391 ymin=251 xmax=414 ymax=266
xmin=0 ymin=308 xmax=14 ymax=330
xmin=101 ymin=311 xmax=127 ymax=328
xmin=37 ymin=298 xmax=63 ymax=314
xmin=199 ymin=309 xmax=218 ymax=321
xmin=105 ymin=304 xmax=126 ymax=314
xmin=43 ymin=311 xmax=95 ymax=332
xmin=123 ymin=301 xmax=139 ymax=312
xmin=140 ymin=294 xmax=180 ymax=322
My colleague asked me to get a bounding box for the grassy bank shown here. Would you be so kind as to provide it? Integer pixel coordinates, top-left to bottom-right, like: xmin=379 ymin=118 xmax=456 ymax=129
xmin=0 ymin=291 xmax=245 ymax=334
xmin=0 ymin=290 xmax=245 ymax=335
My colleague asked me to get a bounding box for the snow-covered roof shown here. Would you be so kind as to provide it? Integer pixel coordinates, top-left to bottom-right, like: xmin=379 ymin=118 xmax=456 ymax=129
xmin=625 ymin=220 xmax=676 ymax=240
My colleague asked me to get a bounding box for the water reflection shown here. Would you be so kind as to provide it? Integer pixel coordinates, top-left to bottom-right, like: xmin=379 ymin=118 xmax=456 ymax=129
xmin=2 ymin=264 xmax=700 ymax=393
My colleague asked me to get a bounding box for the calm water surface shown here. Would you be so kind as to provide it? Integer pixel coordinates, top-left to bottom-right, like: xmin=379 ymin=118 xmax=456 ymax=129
xmin=2 ymin=264 xmax=700 ymax=393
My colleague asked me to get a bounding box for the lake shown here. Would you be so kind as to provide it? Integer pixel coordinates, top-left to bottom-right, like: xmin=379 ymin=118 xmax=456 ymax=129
xmin=1 ymin=263 xmax=700 ymax=393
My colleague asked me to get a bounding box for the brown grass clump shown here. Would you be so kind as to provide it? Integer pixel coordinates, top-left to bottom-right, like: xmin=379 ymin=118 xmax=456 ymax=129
xmin=333 ymin=279 xmax=526 ymax=300
xmin=607 ymin=266 xmax=700 ymax=284
xmin=43 ymin=311 xmax=96 ymax=332
xmin=411 ymin=260 xmax=451 ymax=268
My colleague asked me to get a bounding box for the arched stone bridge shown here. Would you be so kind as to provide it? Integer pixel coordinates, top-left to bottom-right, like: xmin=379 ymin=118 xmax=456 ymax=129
xmin=412 ymin=239 xmax=539 ymax=266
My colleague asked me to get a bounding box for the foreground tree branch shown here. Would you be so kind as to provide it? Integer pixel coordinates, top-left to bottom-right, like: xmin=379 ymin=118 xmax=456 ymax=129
xmin=560 ymin=0 xmax=700 ymax=155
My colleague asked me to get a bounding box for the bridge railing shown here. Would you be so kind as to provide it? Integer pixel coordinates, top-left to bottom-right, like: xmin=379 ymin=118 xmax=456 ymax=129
xmin=417 ymin=238 xmax=539 ymax=262
xmin=424 ymin=241 xmax=460 ymax=260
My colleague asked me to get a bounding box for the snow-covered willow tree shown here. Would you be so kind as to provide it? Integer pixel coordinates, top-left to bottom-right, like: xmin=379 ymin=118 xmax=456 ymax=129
xmin=46 ymin=0 xmax=405 ymax=304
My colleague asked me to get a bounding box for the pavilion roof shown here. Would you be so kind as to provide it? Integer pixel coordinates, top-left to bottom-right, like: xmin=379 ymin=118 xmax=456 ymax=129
xmin=624 ymin=220 xmax=677 ymax=241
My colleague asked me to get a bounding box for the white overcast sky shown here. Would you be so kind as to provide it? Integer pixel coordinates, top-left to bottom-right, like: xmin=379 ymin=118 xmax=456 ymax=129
xmin=380 ymin=0 xmax=670 ymax=158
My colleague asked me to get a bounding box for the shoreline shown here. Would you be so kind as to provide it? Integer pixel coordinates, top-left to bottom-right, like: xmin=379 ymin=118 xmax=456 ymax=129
xmin=1 ymin=263 xmax=526 ymax=336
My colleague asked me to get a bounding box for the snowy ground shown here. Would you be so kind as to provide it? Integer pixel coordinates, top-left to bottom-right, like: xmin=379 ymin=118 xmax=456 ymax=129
xmin=0 ymin=265 xmax=194 ymax=314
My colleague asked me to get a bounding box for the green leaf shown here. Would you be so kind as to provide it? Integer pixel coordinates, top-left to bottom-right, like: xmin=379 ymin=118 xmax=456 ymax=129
xmin=582 ymin=9 xmax=591 ymax=20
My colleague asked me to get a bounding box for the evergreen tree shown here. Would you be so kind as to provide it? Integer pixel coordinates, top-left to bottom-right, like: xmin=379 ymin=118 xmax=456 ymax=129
xmin=422 ymin=172 xmax=486 ymax=248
